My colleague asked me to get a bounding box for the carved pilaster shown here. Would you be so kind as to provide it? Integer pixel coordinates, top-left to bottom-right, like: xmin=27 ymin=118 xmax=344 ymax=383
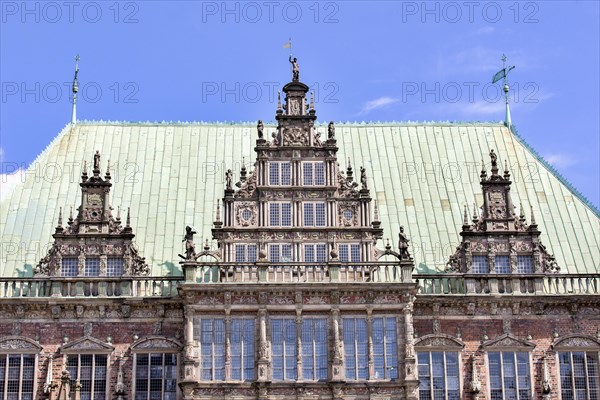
xmin=330 ymin=308 xmax=345 ymax=382
xmin=257 ymin=309 xmax=271 ymax=382
xmin=367 ymin=308 xmax=375 ymax=380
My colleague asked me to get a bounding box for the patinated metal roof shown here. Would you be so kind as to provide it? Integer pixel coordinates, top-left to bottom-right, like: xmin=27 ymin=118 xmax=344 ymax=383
xmin=1 ymin=121 xmax=598 ymax=276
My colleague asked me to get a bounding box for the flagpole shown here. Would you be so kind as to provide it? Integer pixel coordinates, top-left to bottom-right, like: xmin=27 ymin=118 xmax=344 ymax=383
xmin=501 ymin=54 xmax=512 ymax=130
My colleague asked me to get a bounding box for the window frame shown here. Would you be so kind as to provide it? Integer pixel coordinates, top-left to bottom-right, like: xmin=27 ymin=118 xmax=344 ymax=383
xmin=417 ymin=351 xmax=461 ymax=400
xmin=371 ymin=316 xmax=399 ymax=380
xmin=0 ymin=338 xmax=40 ymax=400
xmin=269 ymin=243 xmax=294 ymax=263
xmin=198 ymin=318 xmax=226 ymax=381
xmin=269 ymin=202 xmax=292 ymax=227
xmin=303 ymin=202 xmax=326 ymax=227
xmin=303 ymin=243 xmax=328 ymax=263
xmin=229 ymin=318 xmax=256 ymax=382
xmin=301 ymin=318 xmax=328 ymax=381
xmin=302 ymin=161 xmax=325 ymax=186
xmin=270 ymin=318 xmax=298 ymax=381
xmin=234 ymin=244 xmax=258 ymax=263
xmin=339 ymin=243 xmax=362 ymax=263
xmin=269 ymin=161 xmax=291 ymax=186
xmin=554 ymin=334 xmax=600 ymax=400
xmin=485 ymin=351 xmax=533 ymax=400
xmin=61 ymin=257 xmax=79 ymax=277
xmin=65 ymin=353 xmax=110 ymax=400
xmin=342 ymin=316 xmax=369 ymax=381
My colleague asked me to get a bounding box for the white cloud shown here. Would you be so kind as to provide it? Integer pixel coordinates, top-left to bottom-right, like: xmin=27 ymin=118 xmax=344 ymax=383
xmin=544 ymin=153 xmax=576 ymax=168
xmin=358 ymin=97 xmax=399 ymax=115
xmin=0 ymin=147 xmax=26 ymax=202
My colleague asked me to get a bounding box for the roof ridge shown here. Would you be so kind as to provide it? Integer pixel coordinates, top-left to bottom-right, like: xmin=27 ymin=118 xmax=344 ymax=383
xmin=76 ymin=119 xmax=506 ymax=126
xmin=510 ymin=125 xmax=600 ymax=218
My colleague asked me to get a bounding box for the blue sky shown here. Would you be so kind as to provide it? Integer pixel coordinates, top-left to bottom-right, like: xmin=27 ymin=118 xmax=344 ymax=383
xmin=1 ymin=0 xmax=599 ymax=208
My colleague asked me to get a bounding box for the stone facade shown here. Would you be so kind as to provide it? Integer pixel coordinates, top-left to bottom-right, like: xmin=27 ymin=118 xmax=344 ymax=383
xmin=0 ymin=62 xmax=598 ymax=400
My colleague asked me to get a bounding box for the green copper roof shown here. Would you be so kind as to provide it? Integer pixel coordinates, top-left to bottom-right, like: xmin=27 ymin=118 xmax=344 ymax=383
xmin=1 ymin=122 xmax=598 ymax=276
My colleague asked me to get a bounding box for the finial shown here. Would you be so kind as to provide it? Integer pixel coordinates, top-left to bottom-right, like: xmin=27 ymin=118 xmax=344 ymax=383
xmin=373 ymin=199 xmax=380 ymax=221
xmin=492 ymin=54 xmax=515 ymax=129
xmin=480 ymin=159 xmax=487 ymax=180
xmin=346 ymin=158 xmax=353 ymax=180
xmin=310 ymin=91 xmax=315 ymax=110
xmin=116 ymin=206 xmax=121 ymax=223
xmin=530 ymin=204 xmax=536 ymax=225
xmin=57 ymin=207 xmax=63 ymax=227
xmin=519 ymin=202 xmax=526 ymax=221
xmin=105 ymin=160 xmax=111 ymax=180
xmin=68 ymin=206 xmax=74 ymax=225
xmin=503 ymin=159 xmax=510 ymax=180
xmin=71 ymin=54 xmax=80 ymax=125
xmin=472 ymin=203 xmax=479 ymax=223
xmin=240 ymin=157 xmax=247 ymax=181
xmin=204 ymin=239 xmax=210 ymax=251
xmin=81 ymin=160 xmax=88 ymax=181
xmin=463 ymin=204 xmax=469 ymax=225
xmin=215 ymin=200 xmax=221 ymax=223
xmin=385 ymin=238 xmax=391 ymax=250
xmin=126 ymin=207 xmax=131 ymax=227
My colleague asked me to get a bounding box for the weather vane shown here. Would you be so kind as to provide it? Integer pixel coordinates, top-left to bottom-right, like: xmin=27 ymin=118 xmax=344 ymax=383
xmin=492 ymin=54 xmax=516 ymax=129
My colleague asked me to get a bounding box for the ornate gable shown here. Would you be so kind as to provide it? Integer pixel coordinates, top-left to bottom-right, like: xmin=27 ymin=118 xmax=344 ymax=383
xmin=35 ymin=151 xmax=148 ymax=277
xmin=482 ymin=333 xmax=535 ymax=350
xmin=60 ymin=335 xmax=114 ymax=353
xmin=0 ymin=336 xmax=43 ymax=352
xmin=445 ymin=149 xmax=560 ymax=274
xmin=196 ymin=58 xmax=410 ymax=271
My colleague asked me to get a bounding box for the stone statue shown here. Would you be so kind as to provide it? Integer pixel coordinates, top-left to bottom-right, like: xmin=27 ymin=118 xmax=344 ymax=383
xmin=289 ymin=56 xmax=299 ymax=81
xmin=257 ymin=120 xmax=263 ymax=139
xmin=398 ymin=226 xmax=410 ymax=259
xmin=489 ymin=149 xmax=497 ymax=168
xmin=93 ymin=150 xmax=100 ymax=171
xmin=328 ymin=121 xmax=335 ymax=139
xmin=360 ymin=166 xmax=367 ymax=190
xmin=225 ymin=169 xmax=233 ymax=190
xmin=183 ymin=226 xmax=197 ymax=260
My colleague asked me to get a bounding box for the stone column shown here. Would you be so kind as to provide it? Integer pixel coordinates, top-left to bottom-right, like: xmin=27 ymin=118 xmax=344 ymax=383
xmin=367 ymin=308 xmax=375 ymax=380
xmin=296 ymin=311 xmax=303 ymax=381
xmin=225 ymin=312 xmax=232 ymax=381
xmin=330 ymin=309 xmax=345 ymax=382
xmin=403 ymin=301 xmax=419 ymax=400
xmin=257 ymin=309 xmax=271 ymax=382
xmin=179 ymin=305 xmax=198 ymax=399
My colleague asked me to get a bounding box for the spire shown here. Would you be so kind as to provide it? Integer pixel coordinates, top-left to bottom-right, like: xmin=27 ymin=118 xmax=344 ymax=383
xmin=215 ymin=200 xmax=221 ymax=223
xmin=492 ymin=54 xmax=515 ymax=130
xmin=346 ymin=158 xmax=354 ymax=181
xmin=104 ymin=160 xmax=111 ymax=181
xmin=277 ymin=91 xmax=282 ymax=112
xmin=126 ymin=207 xmax=131 ymax=227
xmin=480 ymin=159 xmax=487 ymax=180
xmin=71 ymin=54 xmax=80 ymax=125
xmin=58 ymin=207 xmax=63 ymax=227
xmin=530 ymin=204 xmax=537 ymax=226
xmin=81 ymin=160 xmax=88 ymax=182
xmin=310 ymin=91 xmax=315 ymax=111
xmin=519 ymin=202 xmax=526 ymax=223
xmin=373 ymin=199 xmax=379 ymax=221
xmin=463 ymin=204 xmax=469 ymax=225
xmin=503 ymin=159 xmax=510 ymax=180
xmin=68 ymin=206 xmax=74 ymax=226
xmin=472 ymin=203 xmax=478 ymax=224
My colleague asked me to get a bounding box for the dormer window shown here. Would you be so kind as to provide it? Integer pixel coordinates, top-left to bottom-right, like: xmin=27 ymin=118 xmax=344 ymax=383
xmin=472 ymin=255 xmax=489 ymax=273
xmin=517 ymin=256 xmax=533 ymax=273
xmin=269 ymin=162 xmax=291 ymax=186
xmin=107 ymin=258 xmax=124 ymax=276
xmin=302 ymin=162 xmax=325 ymax=186
xmin=495 ymin=255 xmax=511 ymax=274
xmin=85 ymin=258 xmax=100 ymax=276
xmin=61 ymin=257 xmax=78 ymax=277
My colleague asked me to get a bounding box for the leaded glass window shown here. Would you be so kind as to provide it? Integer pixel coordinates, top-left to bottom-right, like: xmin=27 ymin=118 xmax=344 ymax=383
xmin=269 ymin=162 xmax=291 ymax=186
xmin=200 ymin=319 xmax=225 ymax=381
xmin=85 ymin=258 xmax=100 ymax=277
xmin=106 ymin=258 xmax=124 ymax=276
xmin=559 ymin=351 xmax=600 ymax=400
xmin=339 ymin=244 xmax=361 ymax=262
xmin=488 ymin=351 xmax=531 ymax=400
xmin=134 ymin=353 xmax=177 ymax=400
xmin=517 ymin=256 xmax=534 ymax=273
xmin=304 ymin=203 xmax=326 ymax=227
xmin=304 ymin=244 xmax=327 ymax=263
xmin=235 ymin=244 xmax=257 ymax=263
xmin=417 ymin=351 xmax=460 ymax=400
xmin=301 ymin=319 xmax=328 ymax=381
xmin=230 ymin=319 xmax=255 ymax=381
xmin=269 ymin=203 xmax=292 ymax=227
xmin=269 ymin=244 xmax=293 ymax=263
xmin=61 ymin=257 xmax=78 ymax=277
xmin=0 ymin=354 xmax=35 ymax=400
xmin=343 ymin=317 xmax=368 ymax=380
xmin=472 ymin=255 xmax=489 ymax=273
xmin=495 ymin=256 xmax=511 ymax=274
xmin=373 ymin=317 xmax=398 ymax=379
xmin=271 ymin=319 xmax=297 ymax=380
xmin=66 ymin=354 xmax=108 ymax=400
xmin=302 ymin=162 xmax=325 ymax=186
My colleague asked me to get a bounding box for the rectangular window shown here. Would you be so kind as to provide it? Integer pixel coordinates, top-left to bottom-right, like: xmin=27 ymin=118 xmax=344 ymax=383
xmin=106 ymin=258 xmax=124 ymax=276
xmin=230 ymin=319 xmax=255 ymax=381
xmin=271 ymin=319 xmax=297 ymax=380
xmin=0 ymin=354 xmax=35 ymax=400
xmin=66 ymin=354 xmax=108 ymax=400
xmin=417 ymin=351 xmax=460 ymax=400
xmin=559 ymin=351 xmax=600 ymax=400
xmin=302 ymin=319 xmax=328 ymax=381
xmin=269 ymin=203 xmax=292 ymax=227
xmin=343 ymin=318 xmax=368 ymax=380
xmin=517 ymin=256 xmax=534 ymax=274
xmin=61 ymin=257 xmax=78 ymax=277
xmin=304 ymin=203 xmax=326 ymax=227
xmin=304 ymin=244 xmax=327 ymax=263
xmin=472 ymin=255 xmax=490 ymax=273
xmin=85 ymin=258 xmax=100 ymax=277
xmin=269 ymin=162 xmax=291 ymax=186
xmin=269 ymin=244 xmax=293 ymax=263
xmin=495 ymin=256 xmax=511 ymax=274
xmin=200 ymin=319 xmax=225 ymax=381
xmin=373 ymin=317 xmax=398 ymax=379
xmin=488 ymin=351 xmax=531 ymax=400
xmin=339 ymin=244 xmax=361 ymax=262
xmin=135 ymin=353 xmax=177 ymax=400
xmin=302 ymin=162 xmax=325 ymax=186
xmin=235 ymin=244 xmax=258 ymax=263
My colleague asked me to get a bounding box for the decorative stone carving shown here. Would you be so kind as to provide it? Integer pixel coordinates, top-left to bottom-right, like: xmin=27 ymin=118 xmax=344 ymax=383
xmin=0 ymin=336 xmax=42 ymax=351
